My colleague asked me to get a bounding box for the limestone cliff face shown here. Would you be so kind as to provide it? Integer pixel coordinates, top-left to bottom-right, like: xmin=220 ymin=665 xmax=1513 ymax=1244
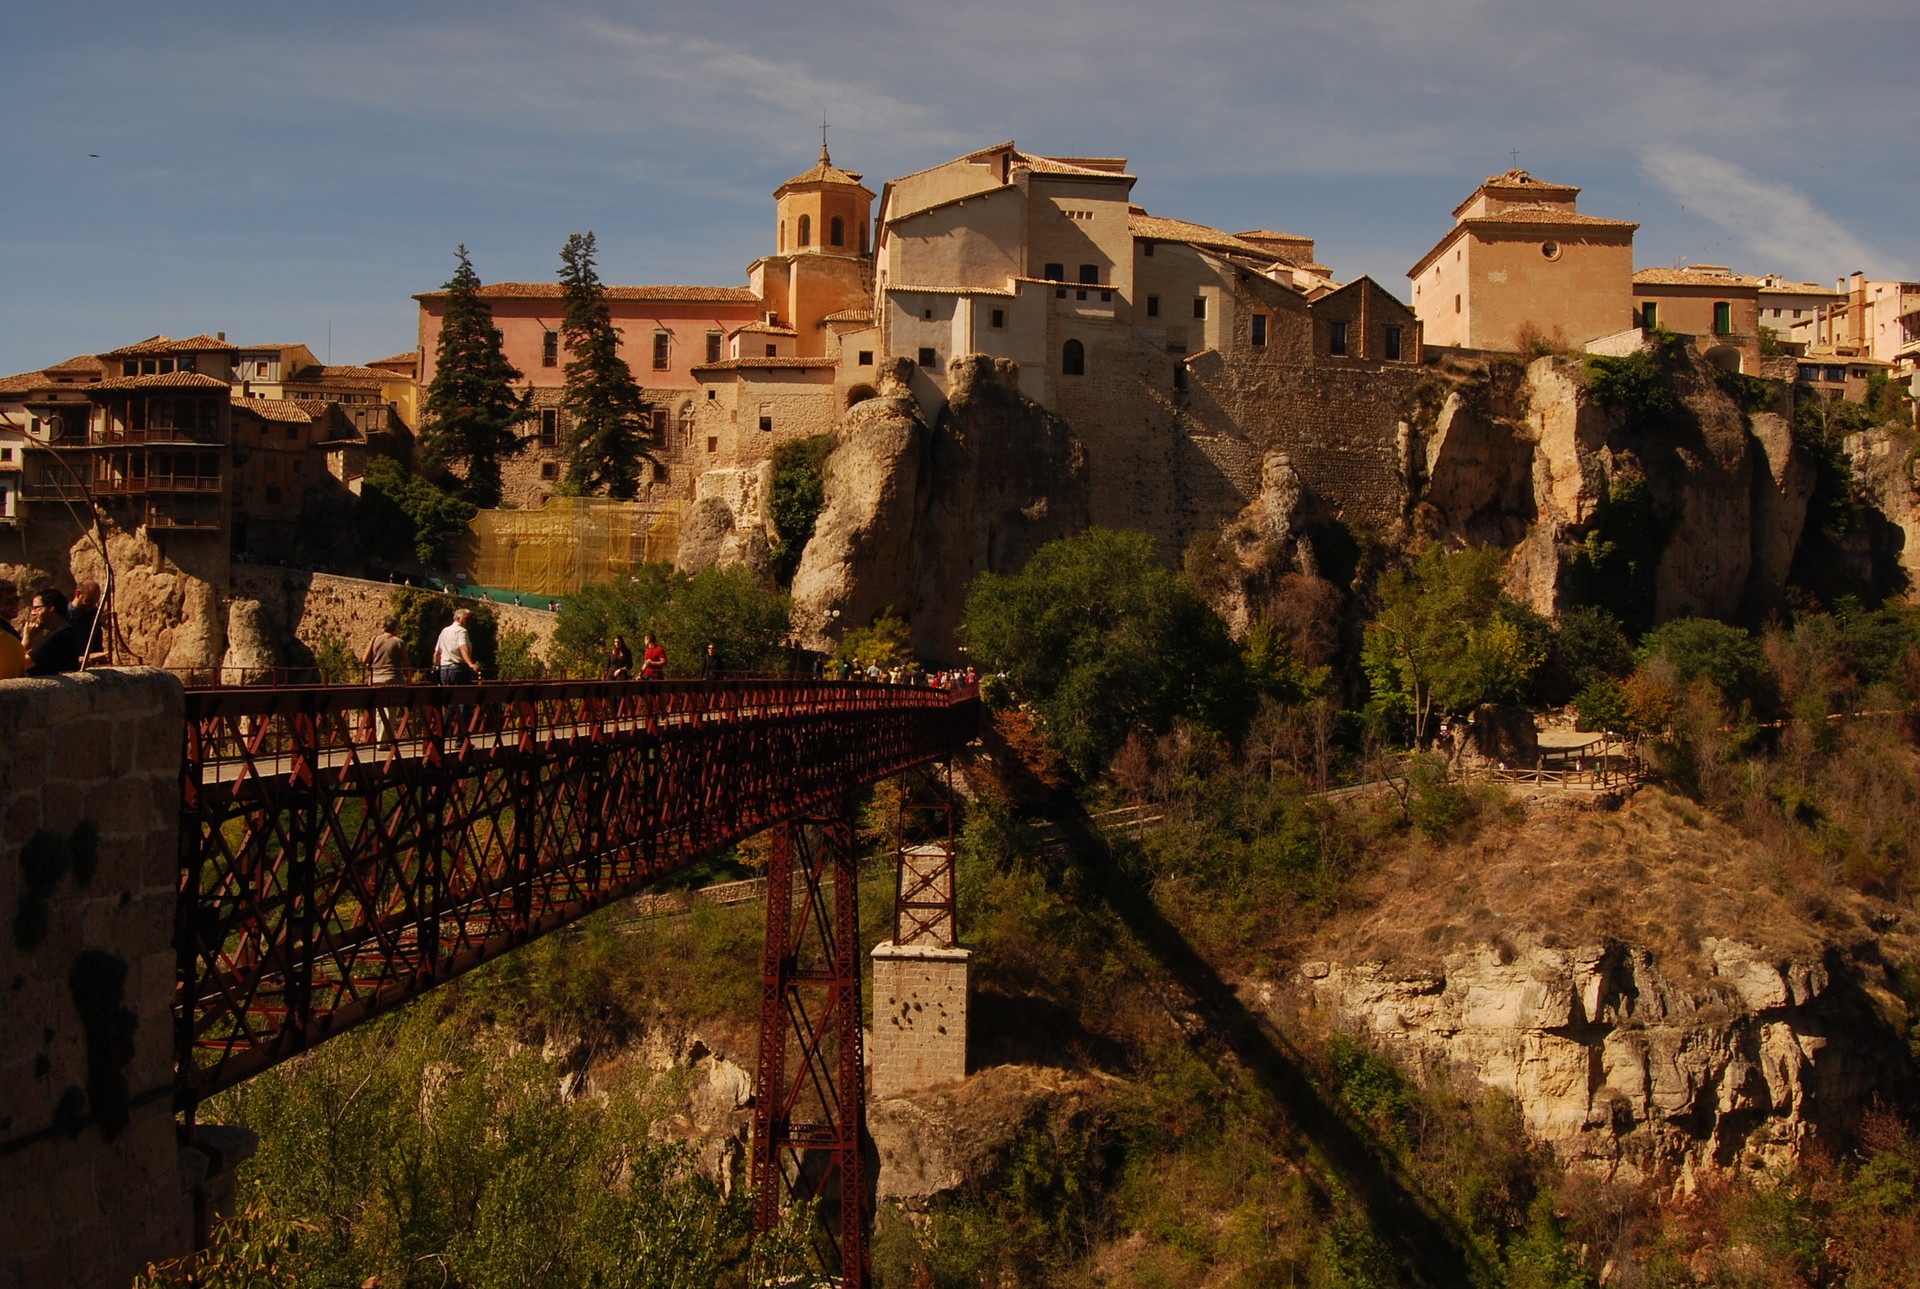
xmin=1287 ymin=936 xmax=1907 ymax=1184
xmin=677 ymin=461 xmax=775 ymax=579
xmin=794 ymin=355 xmax=1087 ymax=655
xmin=67 ymin=525 xmax=225 ymax=668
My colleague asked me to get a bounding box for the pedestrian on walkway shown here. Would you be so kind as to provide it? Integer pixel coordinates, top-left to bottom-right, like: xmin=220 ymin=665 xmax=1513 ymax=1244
xmin=434 ymin=609 xmax=478 ymax=685
xmin=607 ymin=635 xmax=633 ymax=680
xmin=362 ymin=616 xmax=410 ymax=745
xmin=701 ymin=640 xmax=722 ymax=680
xmin=640 ymin=632 xmax=667 ymax=680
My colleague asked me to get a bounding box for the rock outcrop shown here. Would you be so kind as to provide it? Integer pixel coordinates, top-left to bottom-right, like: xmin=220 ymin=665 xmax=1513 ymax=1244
xmin=63 ymin=525 xmax=225 ymax=668
xmin=219 ymin=599 xmax=280 ymax=684
xmin=677 ymin=462 xmax=775 ymax=578
xmin=1291 ymin=935 xmax=1908 ymax=1183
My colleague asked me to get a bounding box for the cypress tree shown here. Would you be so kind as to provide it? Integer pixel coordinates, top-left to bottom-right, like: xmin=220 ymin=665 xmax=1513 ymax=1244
xmin=558 ymin=231 xmax=653 ymax=499
xmin=417 ymin=246 xmax=531 ymax=508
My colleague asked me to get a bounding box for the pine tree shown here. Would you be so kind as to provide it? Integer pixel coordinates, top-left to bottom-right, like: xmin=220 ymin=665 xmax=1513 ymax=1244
xmin=417 ymin=246 xmax=531 ymax=508
xmin=557 ymin=232 xmax=653 ymax=499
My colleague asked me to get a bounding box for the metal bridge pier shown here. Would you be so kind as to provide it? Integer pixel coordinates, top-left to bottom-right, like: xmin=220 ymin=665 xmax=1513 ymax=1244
xmin=750 ymin=796 xmax=869 ymax=1287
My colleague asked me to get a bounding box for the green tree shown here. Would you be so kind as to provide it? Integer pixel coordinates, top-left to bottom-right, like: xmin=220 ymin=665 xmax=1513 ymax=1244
xmin=1564 ymin=472 xmax=1667 ymax=637
xmin=835 ymin=613 xmax=914 ymax=670
xmin=1635 ymin=616 xmax=1765 ymax=699
xmin=416 ymin=246 xmax=531 ymax=507
xmin=963 ymin=528 xmax=1246 ymax=776
xmin=355 ymin=456 xmax=478 ymax=570
xmin=553 ymin=564 xmax=792 ymax=677
xmin=768 ymin=434 xmax=832 ymax=586
xmin=1362 ymin=545 xmax=1546 ymax=745
xmin=558 ymin=231 xmax=653 ymax=499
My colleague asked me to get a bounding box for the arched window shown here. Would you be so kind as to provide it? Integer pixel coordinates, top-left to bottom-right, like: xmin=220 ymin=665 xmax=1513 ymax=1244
xmin=1062 ymin=339 xmax=1085 ymax=376
xmin=830 ymin=216 xmax=844 ymax=247
xmin=798 ymin=215 xmax=811 ymax=248
xmin=779 ymin=221 xmax=785 ymax=252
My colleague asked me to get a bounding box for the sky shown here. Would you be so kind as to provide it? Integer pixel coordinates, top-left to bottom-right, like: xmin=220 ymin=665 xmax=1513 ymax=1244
xmin=1 ymin=0 xmax=1913 ymax=374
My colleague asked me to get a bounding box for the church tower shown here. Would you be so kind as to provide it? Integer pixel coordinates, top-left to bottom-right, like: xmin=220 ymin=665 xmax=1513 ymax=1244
xmin=747 ymin=141 xmax=877 ymax=360
xmin=774 ymin=141 xmax=875 ymax=257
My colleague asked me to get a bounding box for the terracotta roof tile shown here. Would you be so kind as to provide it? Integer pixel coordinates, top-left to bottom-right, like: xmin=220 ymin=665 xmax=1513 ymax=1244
xmin=776 ymin=146 xmax=869 ymax=191
xmin=732 ymin=321 xmax=798 ymax=336
xmin=1462 ymin=208 xmax=1637 ymax=229
xmin=231 ymin=397 xmax=322 ymax=424
xmin=44 ymin=355 xmax=104 ymax=376
xmin=100 ymin=334 xmax=238 ymax=357
xmin=366 ymin=351 xmax=419 ymax=368
xmin=286 ymin=364 xmax=390 ymax=387
xmin=89 ymin=371 xmax=232 ymax=391
xmin=0 ymin=370 xmax=49 ymax=395
xmin=1015 ymin=152 xmax=1133 ymax=179
xmin=1129 ymin=213 xmax=1272 ymax=257
xmin=414 ymin=283 xmax=757 ymax=303
xmin=822 ymin=308 xmax=874 ymax=323
xmin=1633 ymin=267 xmax=1762 ymax=287
xmin=690 ymin=357 xmax=837 ymax=371
xmin=890 ymin=283 xmax=1016 ymax=297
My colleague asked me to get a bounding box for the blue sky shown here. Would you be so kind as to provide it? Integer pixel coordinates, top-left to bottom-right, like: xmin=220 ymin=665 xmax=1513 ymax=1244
xmin=2 ymin=0 xmax=1913 ymax=373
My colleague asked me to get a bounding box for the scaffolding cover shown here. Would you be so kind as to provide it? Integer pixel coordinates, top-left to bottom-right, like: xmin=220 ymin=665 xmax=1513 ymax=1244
xmin=466 ymin=497 xmax=681 ymax=595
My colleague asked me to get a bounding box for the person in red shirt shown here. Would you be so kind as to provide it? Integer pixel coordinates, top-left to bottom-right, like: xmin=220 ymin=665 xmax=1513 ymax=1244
xmin=640 ymin=633 xmax=667 ymax=679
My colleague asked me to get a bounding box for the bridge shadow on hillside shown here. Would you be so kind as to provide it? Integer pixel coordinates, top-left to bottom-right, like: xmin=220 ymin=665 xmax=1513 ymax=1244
xmin=1046 ymin=807 xmax=1485 ymax=1289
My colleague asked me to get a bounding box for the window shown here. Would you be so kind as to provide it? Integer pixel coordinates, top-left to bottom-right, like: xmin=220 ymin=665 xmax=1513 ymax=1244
xmin=1824 ymin=365 xmax=1846 ymax=383
xmin=1043 ymin=263 xmax=1063 ymax=281
xmin=707 ymin=436 xmax=718 ymax=453
xmin=918 ymin=348 xmax=936 ymax=368
xmin=779 ymin=221 xmax=785 ymax=252
xmin=122 ymin=361 xmax=137 ymax=376
xmin=1143 ymin=242 xmax=1155 ymax=257
xmin=540 ymin=461 xmax=558 ymax=480
xmin=706 ymin=388 xmax=716 ymax=399
xmin=1385 ymin=326 xmax=1403 ymax=361
xmin=1146 ymin=295 xmax=1160 ymax=318
xmin=1541 ymin=241 xmax=1561 ymax=260
xmin=1193 ymin=297 xmax=1207 ymax=319
xmin=1329 ymin=321 xmax=1348 ymax=355
xmin=285 ymin=424 xmax=299 ymax=441
xmin=1454 ymin=294 xmax=1461 ymax=314
xmin=655 ymin=463 xmax=669 ymax=482
xmin=679 ymin=403 xmax=695 ymax=440
xmin=265 ymin=485 xmax=281 ymax=504
xmin=1079 ymin=264 xmax=1100 ymax=284
xmin=653 ymin=331 xmax=670 ymax=370
xmin=707 ymin=331 xmax=722 ymax=363
xmin=539 ymin=410 xmax=558 ymax=445
xmin=1061 ymin=339 xmax=1085 ymax=376
xmin=543 ymin=330 xmax=559 ymax=367
xmin=1642 ymin=302 xmax=1658 ymax=330
xmin=1713 ymin=301 xmax=1732 ymax=334
xmin=990 ymin=309 xmax=1006 ymax=329
xmin=858 ymin=350 xmax=873 ymax=366
xmin=923 ymin=308 xmax=934 ymax=320
xmin=1173 ymin=364 xmax=1188 ymax=392
xmin=830 ymin=216 xmax=844 ymax=247
xmin=1251 ymin=314 xmax=1267 ymax=347
xmin=798 ymin=215 xmax=811 ymax=247
xmin=759 ymin=416 xmax=773 ymax=432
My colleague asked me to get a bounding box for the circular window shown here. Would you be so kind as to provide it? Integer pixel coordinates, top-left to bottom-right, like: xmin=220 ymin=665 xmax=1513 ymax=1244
xmin=1542 ymin=241 xmax=1562 ymax=260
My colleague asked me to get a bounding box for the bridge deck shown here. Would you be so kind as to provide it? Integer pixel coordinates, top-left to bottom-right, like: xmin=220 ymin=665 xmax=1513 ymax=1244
xmin=177 ymin=677 xmax=977 ymax=1102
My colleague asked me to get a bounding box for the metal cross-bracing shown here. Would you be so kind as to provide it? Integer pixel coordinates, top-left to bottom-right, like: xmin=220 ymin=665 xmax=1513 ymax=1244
xmin=175 ymin=677 xmax=978 ymax=1104
xmin=751 ymin=805 xmax=868 ymax=1287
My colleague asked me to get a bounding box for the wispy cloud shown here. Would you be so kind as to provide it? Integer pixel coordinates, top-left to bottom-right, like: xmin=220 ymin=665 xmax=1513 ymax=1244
xmin=1642 ymin=148 xmax=1910 ymax=280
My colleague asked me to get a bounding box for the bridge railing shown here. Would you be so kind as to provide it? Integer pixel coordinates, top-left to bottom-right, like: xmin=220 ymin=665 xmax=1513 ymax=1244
xmin=176 ymin=677 xmax=978 ymax=1103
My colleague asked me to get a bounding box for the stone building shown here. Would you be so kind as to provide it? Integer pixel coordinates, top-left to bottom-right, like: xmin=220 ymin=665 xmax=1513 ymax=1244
xmin=1631 ymin=266 xmax=1764 ymax=374
xmin=1408 ymin=169 xmax=1638 ymax=352
xmin=1790 ymin=272 xmax=1920 ymax=375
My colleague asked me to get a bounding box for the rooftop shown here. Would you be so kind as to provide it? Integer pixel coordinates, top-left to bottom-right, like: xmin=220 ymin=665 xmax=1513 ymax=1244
xmin=89 ymin=371 xmax=232 ymax=391
xmin=1633 ymin=267 xmax=1763 ymax=288
xmin=231 ymin=397 xmax=322 ymax=423
xmin=414 ymin=283 xmax=757 ymax=304
xmin=775 ymin=144 xmax=870 ymax=193
xmin=100 ymin=334 xmax=237 ymax=357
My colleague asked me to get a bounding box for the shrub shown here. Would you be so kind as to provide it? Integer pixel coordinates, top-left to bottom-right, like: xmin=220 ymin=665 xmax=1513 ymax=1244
xmin=1636 ymin=617 xmax=1765 ymax=700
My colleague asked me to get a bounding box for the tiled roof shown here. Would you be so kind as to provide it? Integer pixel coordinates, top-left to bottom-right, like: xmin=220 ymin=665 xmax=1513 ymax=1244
xmin=1758 ymin=281 xmax=1840 ymax=297
xmin=287 ymin=364 xmax=390 ymax=386
xmin=1462 ymin=207 xmax=1636 ymax=229
xmin=89 ymin=372 xmax=232 ymax=391
xmin=822 ymin=308 xmax=874 ymax=323
xmin=1235 ymin=229 xmax=1313 ymax=242
xmin=366 ymin=352 xmax=419 ymax=368
xmin=44 ymin=355 xmax=104 ymax=376
xmin=1633 ymin=267 xmax=1762 ymax=287
xmin=415 ymin=283 xmax=757 ymax=303
xmin=1129 ymin=213 xmax=1272 ymax=257
xmin=776 ymin=146 xmax=868 ymax=191
xmin=890 ymin=283 xmax=1016 ymax=297
xmin=732 ymin=321 xmax=798 ymax=336
xmin=231 ymin=397 xmax=321 ymax=423
xmin=100 ymin=334 xmax=238 ymax=357
xmin=690 ymin=357 xmax=837 ymax=371
xmin=1479 ymin=169 xmax=1579 ymax=193
xmin=1015 ymin=152 xmax=1133 ymax=179
xmin=0 ymin=370 xmax=48 ymax=395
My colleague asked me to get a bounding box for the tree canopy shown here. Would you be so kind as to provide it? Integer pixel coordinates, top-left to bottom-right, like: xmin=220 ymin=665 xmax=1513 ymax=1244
xmin=553 ymin=564 xmax=792 ymax=677
xmin=416 ymin=246 xmax=531 ymax=508
xmin=1362 ymin=544 xmax=1548 ymax=744
xmin=964 ymin=528 xmax=1246 ymax=776
xmin=558 ymin=231 xmax=653 ymax=500
xmin=354 ymin=456 xmax=478 ymax=570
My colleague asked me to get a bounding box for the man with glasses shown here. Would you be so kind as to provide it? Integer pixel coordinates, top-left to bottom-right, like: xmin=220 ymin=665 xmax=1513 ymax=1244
xmin=25 ymin=588 xmax=83 ymax=677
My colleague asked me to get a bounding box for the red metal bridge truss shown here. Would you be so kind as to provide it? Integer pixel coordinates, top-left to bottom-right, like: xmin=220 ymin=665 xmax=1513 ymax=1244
xmin=177 ymin=677 xmax=977 ymax=1285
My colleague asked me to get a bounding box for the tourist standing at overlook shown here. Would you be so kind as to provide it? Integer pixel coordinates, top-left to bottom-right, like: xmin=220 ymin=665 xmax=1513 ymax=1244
xmin=640 ymin=633 xmax=667 ymax=680
xmin=433 ymin=609 xmax=479 ymax=685
xmin=25 ymin=589 xmax=82 ymax=676
xmin=0 ymin=581 xmax=25 ymax=680
xmin=606 ymin=635 xmax=633 ymax=680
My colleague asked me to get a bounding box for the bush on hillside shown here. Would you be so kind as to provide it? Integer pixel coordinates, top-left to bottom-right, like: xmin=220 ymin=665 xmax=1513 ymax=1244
xmin=553 ymin=564 xmax=792 ymax=677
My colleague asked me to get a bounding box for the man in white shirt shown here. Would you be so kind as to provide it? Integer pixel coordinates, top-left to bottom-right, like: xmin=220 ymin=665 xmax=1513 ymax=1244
xmin=433 ymin=609 xmax=478 ymax=685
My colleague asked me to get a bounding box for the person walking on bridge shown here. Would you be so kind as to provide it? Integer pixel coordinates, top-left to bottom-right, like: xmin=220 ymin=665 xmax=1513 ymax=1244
xmin=362 ymin=617 xmax=410 ymax=746
xmin=701 ymin=640 xmax=722 ymax=680
xmin=434 ymin=609 xmax=478 ymax=685
xmin=640 ymin=633 xmax=666 ymax=680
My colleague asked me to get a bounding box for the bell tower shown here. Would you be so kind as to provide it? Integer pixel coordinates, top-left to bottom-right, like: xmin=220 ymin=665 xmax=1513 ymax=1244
xmin=773 ymin=134 xmax=875 ymax=258
xmin=752 ymin=135 xmax=878 ymax=360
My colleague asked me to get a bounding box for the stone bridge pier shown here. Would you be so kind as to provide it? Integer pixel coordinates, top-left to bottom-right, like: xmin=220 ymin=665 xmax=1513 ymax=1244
xmin=0 ymin=670 xmax=235 ymax=1289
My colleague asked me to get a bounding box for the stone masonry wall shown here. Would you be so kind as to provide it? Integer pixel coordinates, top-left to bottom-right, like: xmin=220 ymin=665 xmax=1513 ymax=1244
xmin=0 ymin=669 xmax=192 ymax=1289
xmin=870 ymin=945 xmax=971 ymax=1100
xmin=232 ymin=566 xmax=558 ymax=666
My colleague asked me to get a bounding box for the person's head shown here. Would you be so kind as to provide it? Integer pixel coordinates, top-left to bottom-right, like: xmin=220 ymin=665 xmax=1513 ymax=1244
xmin=706 ymin=641 xmax=717 ymax=654
xmin=73 ymin=580 xmax=101 ymax=608
xmin=32 ymin=588 xmax=68 ymax=623
xmin=644 ymin=633 xmax=656 ymax=646
xmin=382 ymin=616 xmax=400 ymax=635
xmin=612 ymin=634 xmax=627 ymax=648
xmin=0 ymin=579 xmax=17 ymax=620
xmin=453 ymin=608 xmax=471 ymax=625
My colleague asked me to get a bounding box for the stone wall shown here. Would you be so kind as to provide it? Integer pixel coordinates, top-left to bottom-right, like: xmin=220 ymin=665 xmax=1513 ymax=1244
xmin=870 ymin=945 xmax=971 ymax=1099
xmin=232 ymin=565 xmax=558 ymax=663
xmin=0 ymin=669 xmax=192 ymax=1288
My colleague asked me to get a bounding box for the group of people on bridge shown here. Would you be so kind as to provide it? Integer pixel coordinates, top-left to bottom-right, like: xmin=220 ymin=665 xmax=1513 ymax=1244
xmin=0 ymin=578 xmax=105 ymax=679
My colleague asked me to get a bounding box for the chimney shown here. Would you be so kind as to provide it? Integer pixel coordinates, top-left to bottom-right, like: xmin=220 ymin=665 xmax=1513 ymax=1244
xmin=217 ymin=331 xmax=226 ymax=341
